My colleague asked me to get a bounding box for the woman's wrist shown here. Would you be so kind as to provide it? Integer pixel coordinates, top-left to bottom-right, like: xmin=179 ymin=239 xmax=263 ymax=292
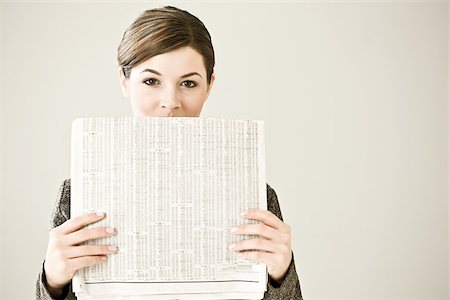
xmin=45 ymin=283 xmax=65 ymax=299
xmin=269 ymin=269 xmax=288 ymax=287
xmin=42 ymin=261 xmax=68 ymax=298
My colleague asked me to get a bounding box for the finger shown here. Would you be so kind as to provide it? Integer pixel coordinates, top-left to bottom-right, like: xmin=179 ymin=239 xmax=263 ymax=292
xmin=69 ymin=255 xmax=108 ymax=271
xmin=231 ymin=223 xmax=278 ymax=240
xmin=65 ymin=227 xmax=115 ymax=246
xmin=229 ymin=237 xmax=276 ymax=253
xmin=58 ymin=212 xmax=106 ymax=235
xmin=65 ymin=245 xmax=118 ymax=259
xmin=241 ymin=210 xmax=285 ymax=231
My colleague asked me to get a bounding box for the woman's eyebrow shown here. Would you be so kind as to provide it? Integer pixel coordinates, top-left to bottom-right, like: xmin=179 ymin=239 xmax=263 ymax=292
xmin=180 ymin=72 xmax=202 ymax=79
xmin=140 ymin=69 xmax=202 ymax=79
xmin=140 ymin=68 xmax=162 ymax=75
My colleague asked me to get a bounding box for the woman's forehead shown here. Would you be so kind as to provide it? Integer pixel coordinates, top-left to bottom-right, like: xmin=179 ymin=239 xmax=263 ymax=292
xmin=132 ymin=46 xmax=207 ymax=78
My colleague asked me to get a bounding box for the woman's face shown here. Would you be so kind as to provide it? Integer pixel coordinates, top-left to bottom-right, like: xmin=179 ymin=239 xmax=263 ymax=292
xmin=119 ymin=46 xmax=215 ymax=117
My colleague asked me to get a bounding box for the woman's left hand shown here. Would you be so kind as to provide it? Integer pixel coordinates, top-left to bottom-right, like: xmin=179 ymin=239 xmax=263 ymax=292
xmin=229 ymin=209 xmax=292 ymax=284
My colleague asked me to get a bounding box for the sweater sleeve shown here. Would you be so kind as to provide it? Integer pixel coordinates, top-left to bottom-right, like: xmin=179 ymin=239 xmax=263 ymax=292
xmin=36 ymin=179 xmax=77 ymax=300
xmin=263 ymin=184 xmax=303 ymax=300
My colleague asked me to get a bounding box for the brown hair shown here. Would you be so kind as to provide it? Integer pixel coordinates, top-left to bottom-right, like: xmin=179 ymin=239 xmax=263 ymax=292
xmin=117 ymin=6 xmax=215 ymax=84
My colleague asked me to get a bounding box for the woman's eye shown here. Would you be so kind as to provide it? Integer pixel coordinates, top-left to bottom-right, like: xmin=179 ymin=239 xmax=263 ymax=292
xmin=181 ymin=80 xmax=197 ymax=88
xmin=143 ymin=78 xmax=160 ymax=86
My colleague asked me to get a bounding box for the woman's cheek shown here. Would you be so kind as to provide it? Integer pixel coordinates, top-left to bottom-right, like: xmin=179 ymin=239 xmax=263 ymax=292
xmin=135 ymin=98 xmax=158 ymax=116
xmin=189 ymin=96 xmax=207 ymax=116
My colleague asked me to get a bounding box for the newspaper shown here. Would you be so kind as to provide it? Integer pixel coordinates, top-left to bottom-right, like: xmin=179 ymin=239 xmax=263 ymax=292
xmin=70 ymin=117 xmax=267 ymax=299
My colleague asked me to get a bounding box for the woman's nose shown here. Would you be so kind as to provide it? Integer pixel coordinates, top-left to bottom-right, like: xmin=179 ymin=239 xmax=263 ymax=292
xmin=160 ymin=88 xmax=181 ymax=111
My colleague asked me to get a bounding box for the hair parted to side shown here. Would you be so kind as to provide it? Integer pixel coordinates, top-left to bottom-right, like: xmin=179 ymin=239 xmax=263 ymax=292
xmin=117 ymin=6 xmax=215 ymax=84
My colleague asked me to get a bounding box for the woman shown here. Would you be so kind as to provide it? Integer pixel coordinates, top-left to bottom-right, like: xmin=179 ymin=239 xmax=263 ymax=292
xmin=36 ymin=6 xmax=303 ymax=299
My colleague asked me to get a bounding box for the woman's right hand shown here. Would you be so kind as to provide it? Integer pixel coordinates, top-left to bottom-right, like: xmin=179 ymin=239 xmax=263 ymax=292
xmin=43 ymin=212 xmax=117 ymax=297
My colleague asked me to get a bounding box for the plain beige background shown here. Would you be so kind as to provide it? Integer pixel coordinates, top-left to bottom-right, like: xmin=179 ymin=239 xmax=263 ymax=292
xmin=0 ymin=1 xmax=448 ymax=299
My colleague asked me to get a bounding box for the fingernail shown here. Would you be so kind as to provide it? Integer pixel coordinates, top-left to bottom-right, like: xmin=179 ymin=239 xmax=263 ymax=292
xmin=230 ymin=227 xmax=238 ymax=233
xmin=108 ymin=245 xmax=117 ymax=252
xmin=105 ymin=227 xmax=115 ymax=234
xmin=228 ymin=243 xmax=236 ymax=250
xmin=96 ymin=212 xmax=105 ymax=217
xmin=240 ymin=210 xmax=248 ymax=216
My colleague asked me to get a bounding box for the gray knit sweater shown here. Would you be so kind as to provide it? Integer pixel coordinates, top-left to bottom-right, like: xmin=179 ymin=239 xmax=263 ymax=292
xmin=36 ymin=179 xmax=303 ymax=299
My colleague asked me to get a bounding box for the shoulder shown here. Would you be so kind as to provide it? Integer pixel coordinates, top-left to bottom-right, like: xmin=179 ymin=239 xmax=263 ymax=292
xmin=266 ymin=183 xmax=277 ymax=200
xmin=59 ymin=178 xmax=71 ymax=207
xmin=266 ymin=183 xmax=284 ymax=222
xmin=61 ymin=178 xmax=71 ymax=195
xmin=50 ymin=178 xmax=71 ymax=229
